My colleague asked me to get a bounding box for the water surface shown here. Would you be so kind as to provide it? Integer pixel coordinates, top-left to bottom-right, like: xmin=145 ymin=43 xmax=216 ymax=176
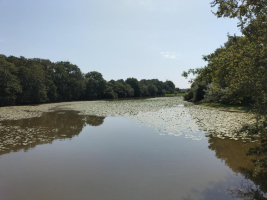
xmin=0 ymin=111 xmax=266 ymax=200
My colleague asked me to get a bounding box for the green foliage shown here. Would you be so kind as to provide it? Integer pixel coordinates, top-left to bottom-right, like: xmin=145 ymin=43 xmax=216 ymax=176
xmin=192 ymin=82 xmax=206 ymax=103
xmin=126 ymin=78 xmax=142 ymax=97
xmin=147 ymin=84 xmax=158 ymax=96
xmin=125 ymin=84 xmax=134 ymax=97
xmin=163 ymin=94 xmax=175 ymax=97
xmin=182 ymin=0 xmax=267 ymax=174
xmin=18 ymin=62 xmax=47 ymax=103
xmin=0 ymin=55 xmax=177 ymax=105
xmin=37 ymin=59 xmax=58 ymax=102
xmin=140 ymin=84 xmax=149 ymax=96
xmin=0 ymin=57 xmax=22 ymax=106
xmin=182 ymin=34 xmax=266 ymax=105
xmin=85 ymin=71 xmax=107 ymax=100
xmin=247 ymin=137 xmax=267 ymax=175
xmin=210 ymin=0 xmax=267 ymax=173
xmin=114 ymin=82 xmax=128 ymax=98
xmin=183 ymin=79 xmax=206 ymax=103
xmin=184 ymin=90 xmax=193 ymax=102
xmin=174 ymin=88 xmax=180 ymax=94
xmin=151 ymin=79 xmax=165 ymax=95
xmin=211 ymin=0 xmax=267 ymax=31
xmin=105 ymin=83 xmax=118 ymax=99
xmin=200 ymin=102 xmax=252 ymax=111
xmin=163 ymin=81 xmax=175 ymax=94
xmin=54 ymin=62 xmax=85 ymax=101
xmin=107 ymin=81 xmax=128 ymax=98
xmin=204 ymin=83 xmax=230 ymax=103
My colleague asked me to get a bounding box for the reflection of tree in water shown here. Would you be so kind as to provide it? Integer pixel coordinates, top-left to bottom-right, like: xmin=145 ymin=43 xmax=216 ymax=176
xmin=0 ymin=111 xmax=105 ymax=156
xmin=85 ymin=115 xmax=105 ymax=126
xmin=208 ymin=136 xmax=267 ymax=195
xmin=183 ymin=176 xmax=267 ymax=200
xmin=228 ymin=180 xmax=267 ymax=200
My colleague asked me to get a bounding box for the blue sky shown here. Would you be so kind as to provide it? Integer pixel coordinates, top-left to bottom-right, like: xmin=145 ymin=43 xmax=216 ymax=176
xmin=0 ymin=0 xmax=240 ymax=88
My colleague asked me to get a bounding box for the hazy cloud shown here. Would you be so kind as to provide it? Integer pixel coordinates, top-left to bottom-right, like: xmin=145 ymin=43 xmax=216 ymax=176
xmin=140 ymin=0 xmax=181 ymax=12
xmin=119 ymin=0 xmax=155 ymax=11
xmin=119 ymin=0 xmax=180 ymax=12
xmin=139 ymin=0 xmax=155 ymax=11
xmin=160 ymin=52 xmax=180 ymax=59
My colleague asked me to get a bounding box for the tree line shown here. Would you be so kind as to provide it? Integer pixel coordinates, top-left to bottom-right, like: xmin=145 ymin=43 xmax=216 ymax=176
xmin=182 ymin=0 xmax=267 ymax=174
xmin=0 ymin=55 xmax=177 ymax=106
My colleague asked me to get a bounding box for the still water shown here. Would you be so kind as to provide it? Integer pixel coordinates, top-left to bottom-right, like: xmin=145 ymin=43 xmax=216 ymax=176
xmin=0 ymin=111 xmax=266 ymax=200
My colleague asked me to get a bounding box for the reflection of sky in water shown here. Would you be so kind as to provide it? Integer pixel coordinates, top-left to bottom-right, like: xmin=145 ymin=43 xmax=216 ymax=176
xmin=127 ymin=106 xmax=204 ymax=141
xmin=0 ymin=117 xmax=245 ymax=200
xmin=0 ymin=112 xmax=266 ymax=199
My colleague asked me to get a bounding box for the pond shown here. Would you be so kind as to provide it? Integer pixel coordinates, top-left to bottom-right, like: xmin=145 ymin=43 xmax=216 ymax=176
xmin=0 ymin=98 xmax=266 ymax=200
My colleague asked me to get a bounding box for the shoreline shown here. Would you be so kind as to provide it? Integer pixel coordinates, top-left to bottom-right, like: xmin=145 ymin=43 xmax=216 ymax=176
xmin=0 ymin=97 xmax=256 ymax=140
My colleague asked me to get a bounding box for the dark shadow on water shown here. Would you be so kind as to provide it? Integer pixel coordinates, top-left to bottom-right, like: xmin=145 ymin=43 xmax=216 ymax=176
xmin=85 ymin=115 xmax=105 ymax=126
xmin=0 ymin=111 xmax=105 ymax=156
xmin=208 ymin=136 xmax=267 ymax=196
xmin=228 ymin=179 xmax=267 ymax=200
xmin=181 ymin=137 xmax=267 ymax=200
xmin=183 ymin=177 xmax=267 ymax=200
xmin=182 ymin=175 xmax=239 ymax=200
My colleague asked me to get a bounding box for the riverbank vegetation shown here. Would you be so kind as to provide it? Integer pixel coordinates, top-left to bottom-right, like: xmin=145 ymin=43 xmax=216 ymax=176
xmin=183 ymin=0 xmax=267 ymax=174
xmin=0 ymin=55 xmax=178 ymax=106
xmin=199 ymin=103 xmax=252 ymax=112
xmin=164 ymin=93 xmax=185 ymax=97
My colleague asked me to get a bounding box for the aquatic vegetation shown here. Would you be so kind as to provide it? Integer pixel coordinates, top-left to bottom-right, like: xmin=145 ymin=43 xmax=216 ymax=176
xmin=0 ymin=97 xmax=256 ymax=143
xmin=57 ymin=97 xmax=255 ymax=141
xmin=0 ymin=111 xmax=105 ymax=153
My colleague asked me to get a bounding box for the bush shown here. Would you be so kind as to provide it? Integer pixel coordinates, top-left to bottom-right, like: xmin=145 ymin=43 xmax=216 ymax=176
xmin=192 ymin=83 xmax=206 ymax=103
xmin=184 ymin=89 xmax=193 ymax=101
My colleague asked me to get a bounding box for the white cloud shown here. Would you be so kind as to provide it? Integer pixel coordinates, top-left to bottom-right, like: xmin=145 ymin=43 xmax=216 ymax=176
xmin=160 ymin=52 xmax=180 ymax=59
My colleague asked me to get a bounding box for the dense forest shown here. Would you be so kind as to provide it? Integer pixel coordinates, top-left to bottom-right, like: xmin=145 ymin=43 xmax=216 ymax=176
xmin=183 ymin=0 xmax=267 ymax=173
xmin=0 ymin=54 xmax=178 ymax=106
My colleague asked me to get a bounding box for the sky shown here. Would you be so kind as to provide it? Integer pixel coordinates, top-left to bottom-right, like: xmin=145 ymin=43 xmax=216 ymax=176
xmin=0 ymin=0 xmax=241 ymax=88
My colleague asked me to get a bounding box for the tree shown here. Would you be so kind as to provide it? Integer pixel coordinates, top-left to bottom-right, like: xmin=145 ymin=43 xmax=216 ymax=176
xmin=16 ymin=60 xmax=47 ymax=103
xmin=174 ymin=88 xmax=180 ymax=94
xmin=54 ymin=62 xmax=85 ymax=101
xmin=164 ymin=80 xmax=175 ymax=94
xmin=115 ymin=82 xmax=128 ymax=98
xmin=148 ymin=84 xmax=158 ymax=96
xmin=0 ymin=54 xmax=174 ymax=106
xmin=105 ymin=83 xmax=118 ymax=99
xmin=181 ymin=0 xmax=267 ymax=173
xmin=126 ymin=78 xmax=141 ymax=97
xmin=140 ymin=84 xmax=149 ymax=96
xmin=125 ymin=84 xmax=134 ymax=97
xmin=0 ymin=57 xmax=22 ymax=106
xmin=85 ymin=71 xmax=107 ymax=99
xmin=151 ymin=79 xmax=165 ymax=95
xmin=211 ymin=0 xmax=267 ymax=31
xmin=37 ymin=59 xmax=58 ymax=102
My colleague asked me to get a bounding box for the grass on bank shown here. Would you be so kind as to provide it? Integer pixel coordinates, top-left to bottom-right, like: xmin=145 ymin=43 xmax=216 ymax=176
xmin=164 ymin=93 xmax=185 ymax=97
xmin=199 ymin=102 xmax=253 ymax=111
